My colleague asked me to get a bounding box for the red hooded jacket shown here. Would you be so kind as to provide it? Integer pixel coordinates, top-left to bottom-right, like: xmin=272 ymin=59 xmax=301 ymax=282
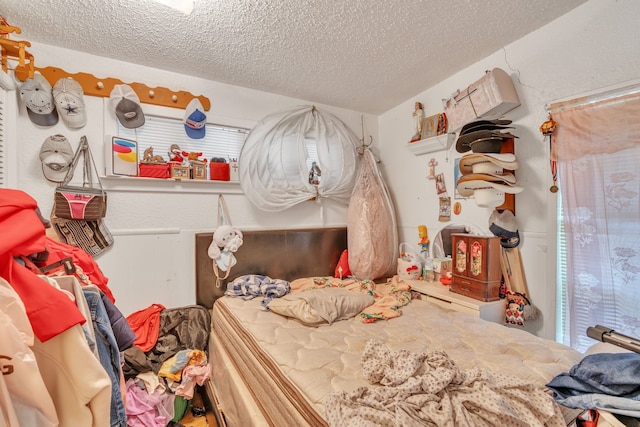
xmin=0 ymin=189 xmax=85 ymax=342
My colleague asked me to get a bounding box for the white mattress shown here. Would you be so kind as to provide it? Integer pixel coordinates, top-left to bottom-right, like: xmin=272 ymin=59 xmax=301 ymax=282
xmin=210 ymin=295 xmax=583 ymax=426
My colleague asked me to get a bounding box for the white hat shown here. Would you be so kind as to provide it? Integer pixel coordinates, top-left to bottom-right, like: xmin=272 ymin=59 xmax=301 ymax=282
xmin=459 ymin=153 xmax=519 ymax=175
xmin=183 ymin=98 xmax=206 ymax=139
xmin=20 ymin=74 xmax=59 ymax=126
xmin=457 ymin=179 xmax=523 ymax=197
xmin=457 ymin=172 xmax=518 ymax=186
xmin=53 ymin=77 xmax=87 ymax=128
xmin=110 ymin=84 xmax=145 ymax=128
xmin=39 ymin=134 xmax=74 ymax=182
xmin=471 ymin=188 xmax=507 ymax=208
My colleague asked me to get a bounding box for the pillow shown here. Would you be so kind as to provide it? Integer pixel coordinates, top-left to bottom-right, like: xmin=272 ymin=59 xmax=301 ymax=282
xmin=267 ymin=288 xmax=374 ymax=326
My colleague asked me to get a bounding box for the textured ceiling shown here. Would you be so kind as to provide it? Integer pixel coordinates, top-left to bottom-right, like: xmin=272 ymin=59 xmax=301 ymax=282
xmin=2 ymin=0 xmax=588 ymax=114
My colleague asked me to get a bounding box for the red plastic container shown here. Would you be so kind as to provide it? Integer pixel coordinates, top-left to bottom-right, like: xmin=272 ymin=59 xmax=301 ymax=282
xmin=210 ymin=162 xmax=230 ymax=181
xmin=139 ymin=163 xmax=170 ymax=179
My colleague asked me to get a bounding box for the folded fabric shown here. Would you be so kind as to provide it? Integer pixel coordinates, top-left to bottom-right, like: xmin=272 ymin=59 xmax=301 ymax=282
xmin=547 ymin=352 xmax=640 ymax=417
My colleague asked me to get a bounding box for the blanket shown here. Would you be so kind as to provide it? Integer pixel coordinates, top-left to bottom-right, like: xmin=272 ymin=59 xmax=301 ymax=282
xmin=289 ymin=276 xmax=412 ymax=323
xmin=325 ymin=339 xmax=565 ymax=427
xmin=224 ymin=274 xmax=290 ymax=309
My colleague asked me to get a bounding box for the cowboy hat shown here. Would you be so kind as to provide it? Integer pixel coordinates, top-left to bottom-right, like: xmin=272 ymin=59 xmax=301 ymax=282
xmin=459 ymin=153 xmax=519 ymax=175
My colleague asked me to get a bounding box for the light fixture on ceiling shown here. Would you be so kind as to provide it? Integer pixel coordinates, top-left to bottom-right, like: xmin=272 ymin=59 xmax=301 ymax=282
xmin=152 ymin=0 xmax=194 ymax=15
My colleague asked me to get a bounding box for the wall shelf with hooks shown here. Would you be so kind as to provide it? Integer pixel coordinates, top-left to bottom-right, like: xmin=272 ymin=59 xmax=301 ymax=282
xmin=20 ymin=65 xmax=211 ymax=111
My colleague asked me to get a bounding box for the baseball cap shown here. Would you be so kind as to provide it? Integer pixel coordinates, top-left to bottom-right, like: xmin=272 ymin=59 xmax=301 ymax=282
xmin=52 ymin=77 xmax=87 ymax=129
xmin=183 ymin=98 xmax=206 ymax=139
xmin=19 ymin=74 xmax=59 ymax=126
xmin=110 ymin=84 xmax=145 ymax=129
xmin=489 ymin=209 xmax=520 ymax=248
xmin=39 ymin=134 xmax=74 ymax=183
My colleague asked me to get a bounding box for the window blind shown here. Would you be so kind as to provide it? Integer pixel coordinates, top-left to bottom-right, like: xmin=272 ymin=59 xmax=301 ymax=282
xmin=117 ymin=115 xmax=249 ymax=163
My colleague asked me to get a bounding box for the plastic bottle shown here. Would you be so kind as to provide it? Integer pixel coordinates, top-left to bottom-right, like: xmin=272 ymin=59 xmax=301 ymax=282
xmin=422 ymin=258 xmax=435 ymax=282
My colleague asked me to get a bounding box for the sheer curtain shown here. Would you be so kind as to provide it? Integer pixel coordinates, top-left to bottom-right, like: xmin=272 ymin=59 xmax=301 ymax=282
xmin=551 ymin=88 xmax=640 ymax=351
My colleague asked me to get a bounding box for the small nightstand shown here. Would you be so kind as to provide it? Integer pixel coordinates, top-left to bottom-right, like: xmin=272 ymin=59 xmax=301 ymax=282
xmin=405 ymin=279 xmax=505 ymax=324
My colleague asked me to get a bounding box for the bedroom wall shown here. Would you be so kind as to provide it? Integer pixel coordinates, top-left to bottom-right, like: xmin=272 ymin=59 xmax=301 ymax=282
xmin=378 ymin=0 xmax=640 ymax=339
xmin=7 ymin=0 xmax=638 ymax=340
xmin=9 ymin=44 xmax=378 ymax=317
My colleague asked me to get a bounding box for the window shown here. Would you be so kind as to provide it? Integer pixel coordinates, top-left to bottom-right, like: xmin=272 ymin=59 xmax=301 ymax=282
xmin=552 ymin=86 xmax=640 ymax=352
xmin=117 ymin=115 xmax=249 ymax=165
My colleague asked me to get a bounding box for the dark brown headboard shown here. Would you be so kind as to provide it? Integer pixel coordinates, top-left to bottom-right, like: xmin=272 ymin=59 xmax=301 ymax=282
xmin=195 ymin=227 xmax=347 ymax=308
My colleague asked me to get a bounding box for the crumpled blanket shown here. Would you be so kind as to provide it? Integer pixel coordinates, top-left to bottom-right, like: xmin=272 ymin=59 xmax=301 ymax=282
xmin=325 ymin=339 xmax=565 ymax=427
xmin=290 ymin=276 xmax=412 ymax=323
xmin=224 ymin=274 xmax=290 ymax=309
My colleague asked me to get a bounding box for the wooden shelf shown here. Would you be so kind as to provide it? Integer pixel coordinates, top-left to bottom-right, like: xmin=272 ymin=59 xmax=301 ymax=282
xmin=407 ymin=133 xmax=456 ymax=155
xmin=405 ymin=279 xmax=505 ymax=323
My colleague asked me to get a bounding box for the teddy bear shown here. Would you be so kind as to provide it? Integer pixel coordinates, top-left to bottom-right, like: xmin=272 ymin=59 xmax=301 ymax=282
xmin=207 ymin=224 xmax=243 ymax=273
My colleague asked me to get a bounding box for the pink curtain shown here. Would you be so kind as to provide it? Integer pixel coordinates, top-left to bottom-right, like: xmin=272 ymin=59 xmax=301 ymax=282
xmin=551 ymin=89 xmax=640 ymax=351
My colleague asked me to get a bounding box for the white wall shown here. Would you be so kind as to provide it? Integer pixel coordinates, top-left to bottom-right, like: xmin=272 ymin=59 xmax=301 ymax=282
xmin=11 ymin=43 xmax=378 ymax=316
xmin=8 ymin=0 xmax=639 ymax=338
xmin=379 ymin=0 xmax=640 ymax=339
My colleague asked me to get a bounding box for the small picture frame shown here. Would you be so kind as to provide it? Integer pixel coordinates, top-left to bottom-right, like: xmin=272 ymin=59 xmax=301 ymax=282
xmin=109 ymin=136 xmax=138 ymax=176
xmin=170 ymin=164 xmax=190 ymax=179
xmin=192 ymin=162 xmax=207 ymax=180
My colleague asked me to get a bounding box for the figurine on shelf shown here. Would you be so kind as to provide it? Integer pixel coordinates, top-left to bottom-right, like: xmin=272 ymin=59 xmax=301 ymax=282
xmin=141 ymin=146 xmax=166 ymax=164
xmin=308 ymin=161 xmax=321 ymax=185
xmin=168 ymin=144 xmax=184 ymax=163
xmin=418 ymin=225 xmax=429 ymax=256
xmin=182 ymin=151 xmax=207 ymax=164
xmin=411 ymin=102 xmax=424 ymax=142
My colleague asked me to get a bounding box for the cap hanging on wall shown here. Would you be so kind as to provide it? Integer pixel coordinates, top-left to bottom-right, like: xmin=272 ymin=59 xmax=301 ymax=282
xmin=53 ymin=77 xmax=87 ymax=128
xmin=110 ymin=84 xmax=145 ymax=129
xmin=489 ymin=209 xmax=520 ymax=248
xmin=20 ymin=74 xmax=59 ymax=126
xmin=183 ymin=98 xmax=207 ymax=139
xmin=39 ymin=134 xmax=74 ymax=182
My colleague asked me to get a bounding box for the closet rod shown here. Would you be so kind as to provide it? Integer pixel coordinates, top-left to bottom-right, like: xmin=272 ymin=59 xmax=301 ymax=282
xmin=546 ymin=82 xmax=640 ymax=112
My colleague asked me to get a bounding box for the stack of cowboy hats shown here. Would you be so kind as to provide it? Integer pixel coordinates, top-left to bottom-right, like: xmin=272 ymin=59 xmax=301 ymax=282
xmin=455 ymin=119 xmax=523 ymax=208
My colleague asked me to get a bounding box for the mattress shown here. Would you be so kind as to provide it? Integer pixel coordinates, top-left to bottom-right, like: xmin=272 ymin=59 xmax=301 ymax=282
xmin=210 ymin=294 xmax=584 ymax=426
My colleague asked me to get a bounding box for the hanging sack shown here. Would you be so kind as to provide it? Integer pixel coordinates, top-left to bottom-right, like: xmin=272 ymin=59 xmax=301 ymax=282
xmin=207 ymin=195 xmax=243 ymax=287
xmin=397 ymin=242 xmax=422 ymax=281
xmin=54 ymin=136 xmax=107 ymax=220
xmin=50 ymin=212 xmax=114 ymax=257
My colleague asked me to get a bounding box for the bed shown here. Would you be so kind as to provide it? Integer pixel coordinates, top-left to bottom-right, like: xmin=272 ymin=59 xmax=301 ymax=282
xmin=195 ymin=227 xmax=585 ymax=426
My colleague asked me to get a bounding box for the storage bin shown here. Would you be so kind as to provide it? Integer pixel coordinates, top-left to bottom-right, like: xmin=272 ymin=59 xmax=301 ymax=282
xmin=139 ymin=163 xmax=170 ymax=179
xmin=210 ymin=162 xmax=230 ymax=181
xmin=444 ymin=68 xmax=521 ymax=132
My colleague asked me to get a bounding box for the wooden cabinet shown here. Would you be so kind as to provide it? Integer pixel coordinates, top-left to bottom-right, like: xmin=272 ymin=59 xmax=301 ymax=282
xmin=450 ymin=234 xmax=502 ymax=301
xmin=406 ymin=279 xmax=505 ymax=323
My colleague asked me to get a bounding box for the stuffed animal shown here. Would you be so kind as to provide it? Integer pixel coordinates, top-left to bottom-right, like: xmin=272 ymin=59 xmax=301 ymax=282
xmin=182 ymin=151 xmax=206 ymax=163
xmin=142 ymin=146 xmax=165 ymax=164
xmin=168 ymin=144 xmax=184 ymax=163
xmin=207 ymin=224 xmax=243 ymax=272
